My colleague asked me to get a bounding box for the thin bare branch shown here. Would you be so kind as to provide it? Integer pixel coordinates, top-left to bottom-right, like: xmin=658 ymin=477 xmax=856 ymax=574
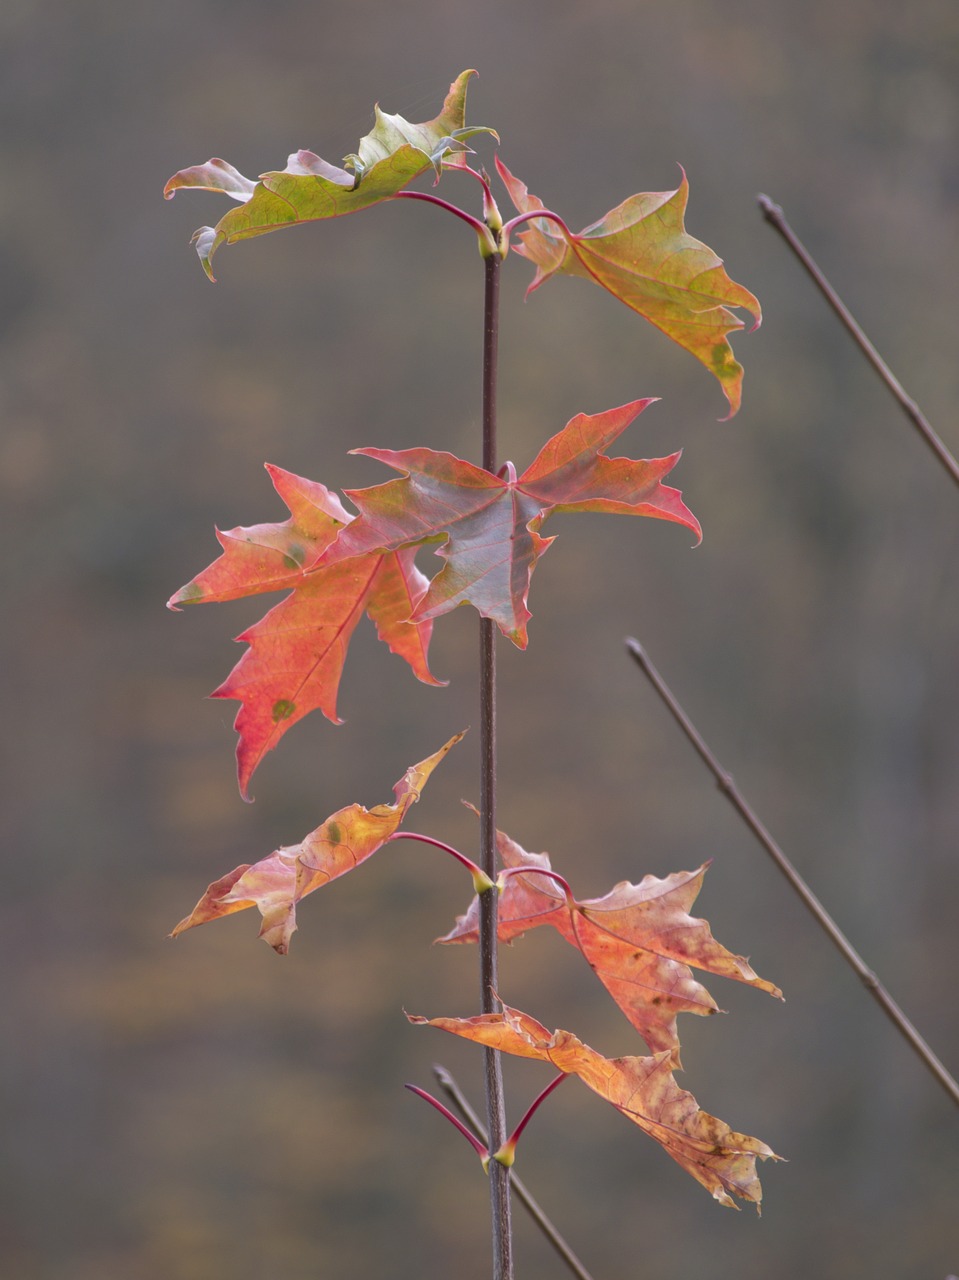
xmin=625 ymin=637 xmax=959 ymax=1109
xmin=758 ymin=193 xmax=959 ymax=489
xmin=432 ymin=1065 xmax=598 ymax=1280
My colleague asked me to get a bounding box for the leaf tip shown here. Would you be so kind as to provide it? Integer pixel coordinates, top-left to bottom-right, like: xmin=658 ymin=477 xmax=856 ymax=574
xmin=168 ymin=580 xmax=204 ymax=610
xmin=190 ymin=226 xmax=219 ymax=282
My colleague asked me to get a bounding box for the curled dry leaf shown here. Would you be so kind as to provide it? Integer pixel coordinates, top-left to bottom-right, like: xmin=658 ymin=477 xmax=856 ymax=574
xmin=409 ymin=1003 xmax=780 ymax=1211
xmin=439 ymin=825 xmax=781 ymax=1067
xmin=171 ymin=733 xmax=463 ymax=953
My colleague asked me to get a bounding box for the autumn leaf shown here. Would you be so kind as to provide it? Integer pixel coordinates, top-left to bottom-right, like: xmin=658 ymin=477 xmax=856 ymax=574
xmin=321 ymin=399 xmax=701 ymax=647
xmin=439 ymin=825 xmax=781 ymax=1066
xmin=164 ymin=70 xmax=497 ymax=279
xmin=168 ymin=464 xmax=444 ymax=799
xmin=409 ymin=1003 xmax=779 ymax=1210
xmin=168 ymin=404 xmax=696 ymax=791
xmin=172 ymin=734 xmax=463 ymax=953
xmin=497 ymin=159 xmax=761 ymax=418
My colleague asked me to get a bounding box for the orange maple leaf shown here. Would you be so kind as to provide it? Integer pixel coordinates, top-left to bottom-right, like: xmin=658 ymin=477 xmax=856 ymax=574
xmin=439 ymin=824 xmax=781 ymax=1066
xmin=409 ymin=1002 xmax=780 ymax=1211
xmin=172 ymin=734 xmax=462 ymax=953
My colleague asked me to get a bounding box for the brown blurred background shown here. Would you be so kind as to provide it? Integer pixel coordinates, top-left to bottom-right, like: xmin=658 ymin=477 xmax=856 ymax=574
xmin=1 ymin=2 xmax=957 ymax=1277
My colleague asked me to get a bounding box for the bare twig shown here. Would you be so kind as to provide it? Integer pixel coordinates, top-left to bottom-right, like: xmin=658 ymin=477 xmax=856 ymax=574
xmin=758 ymin=193 xmax=959 ymax=489
xmin=432 ymin=1065 xmax=598 ymax=1280
xmin=625 ymin=637 xmax=959 ymax=1109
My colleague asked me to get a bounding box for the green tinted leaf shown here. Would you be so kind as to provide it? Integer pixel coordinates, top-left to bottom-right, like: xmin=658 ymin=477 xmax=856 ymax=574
xmin=164 ymin=71 xmax=496 ymax=279
xmin=497 ymin=159 xmax=761 ymax=417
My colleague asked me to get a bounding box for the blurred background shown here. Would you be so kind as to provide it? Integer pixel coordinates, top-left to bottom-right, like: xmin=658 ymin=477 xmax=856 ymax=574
xmin=1 ymin=1 xmax=957 ymax=1277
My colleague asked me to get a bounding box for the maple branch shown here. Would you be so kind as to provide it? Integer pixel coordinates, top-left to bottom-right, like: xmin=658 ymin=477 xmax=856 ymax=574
xmin=433 ymin=1065 xmax=597 ymax=1280
xmin=480 ymin=243 xmax=513 ymax=1279
xmin=758 ymin=194 xmax=959 ymax=490
xmin=625 ymin=637 xmax=959 ymax=1110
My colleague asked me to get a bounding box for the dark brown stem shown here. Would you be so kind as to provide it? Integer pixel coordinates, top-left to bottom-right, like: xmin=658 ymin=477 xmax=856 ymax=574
xmin=480 ymin=250 xmax=512 ymax=1279
xmin=625 ymin=637 xmax=959 ymax=1109
xmin=433 ymin=1065 xmax=597 ymax=1280
xmin=757 ymin=194 xmax=959 ymax=489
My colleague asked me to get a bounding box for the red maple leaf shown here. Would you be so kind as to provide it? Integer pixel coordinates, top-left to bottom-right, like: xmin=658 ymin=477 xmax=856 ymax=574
xmin=169 ymin=402 xmax=697 ymax=794
xmin=322 ymin=399 xmax=700 ymax=647
xmin=169 ymin=464 xmax=444 ymax=798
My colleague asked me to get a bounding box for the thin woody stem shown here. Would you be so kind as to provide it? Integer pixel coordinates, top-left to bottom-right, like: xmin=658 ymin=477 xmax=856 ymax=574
xmin=757 ymin=194 xmax=959 ymax=489
xmin=625 ymin=637 xmax=959 ymax=1109
xmin=433 ymin=1064 xmax=597 ymax=1280
xmin=480 ymin=249 xmax=512 ymax=1279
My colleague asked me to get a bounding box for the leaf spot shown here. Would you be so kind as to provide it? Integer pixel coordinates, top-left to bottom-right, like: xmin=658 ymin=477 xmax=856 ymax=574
xmin=325 ymin=820 xmax=343 ymax=845
xmin=711 ymin=342 xmax=732 ymax=373
xmin=272 ymin=698 xmax=296 ymax=722
xmin=283 ymin=542 xmax=306 ymax=570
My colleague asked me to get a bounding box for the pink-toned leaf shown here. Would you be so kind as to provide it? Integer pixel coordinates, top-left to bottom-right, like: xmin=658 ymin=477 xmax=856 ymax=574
xmin=322 ymin=399 xmax=700 ymax=648
xmin=497 ymin=158 xmax=761 ymax=418
xmin=169 ymin=464 xmax=443 ymax=798
xmin=409 ymin=1003 xmax=779 ymax=1211
xmin=440 ymin=827 xmax=781 ymax=1066
xmin=172 ymin=734 xmax=463 ymax=953
xmin=163 ymin=157 xmax=258 ymax=202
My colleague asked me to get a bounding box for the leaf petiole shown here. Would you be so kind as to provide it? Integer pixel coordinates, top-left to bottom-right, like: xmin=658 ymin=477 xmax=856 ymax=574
xmin=390 ymin=831 xmax=496 ymax=894
xmin=405 ymin=1084 xmax=491 ymax=1167
xmin=493 ymin=1073 xmax=567 ymax=1167
xmin=391 ymin=189 xmax=499 ymax=256
xmin=502 ymin=207 xmax=572 ymax=239
xmin=498 ymin=863 xmax=573 ymax=902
